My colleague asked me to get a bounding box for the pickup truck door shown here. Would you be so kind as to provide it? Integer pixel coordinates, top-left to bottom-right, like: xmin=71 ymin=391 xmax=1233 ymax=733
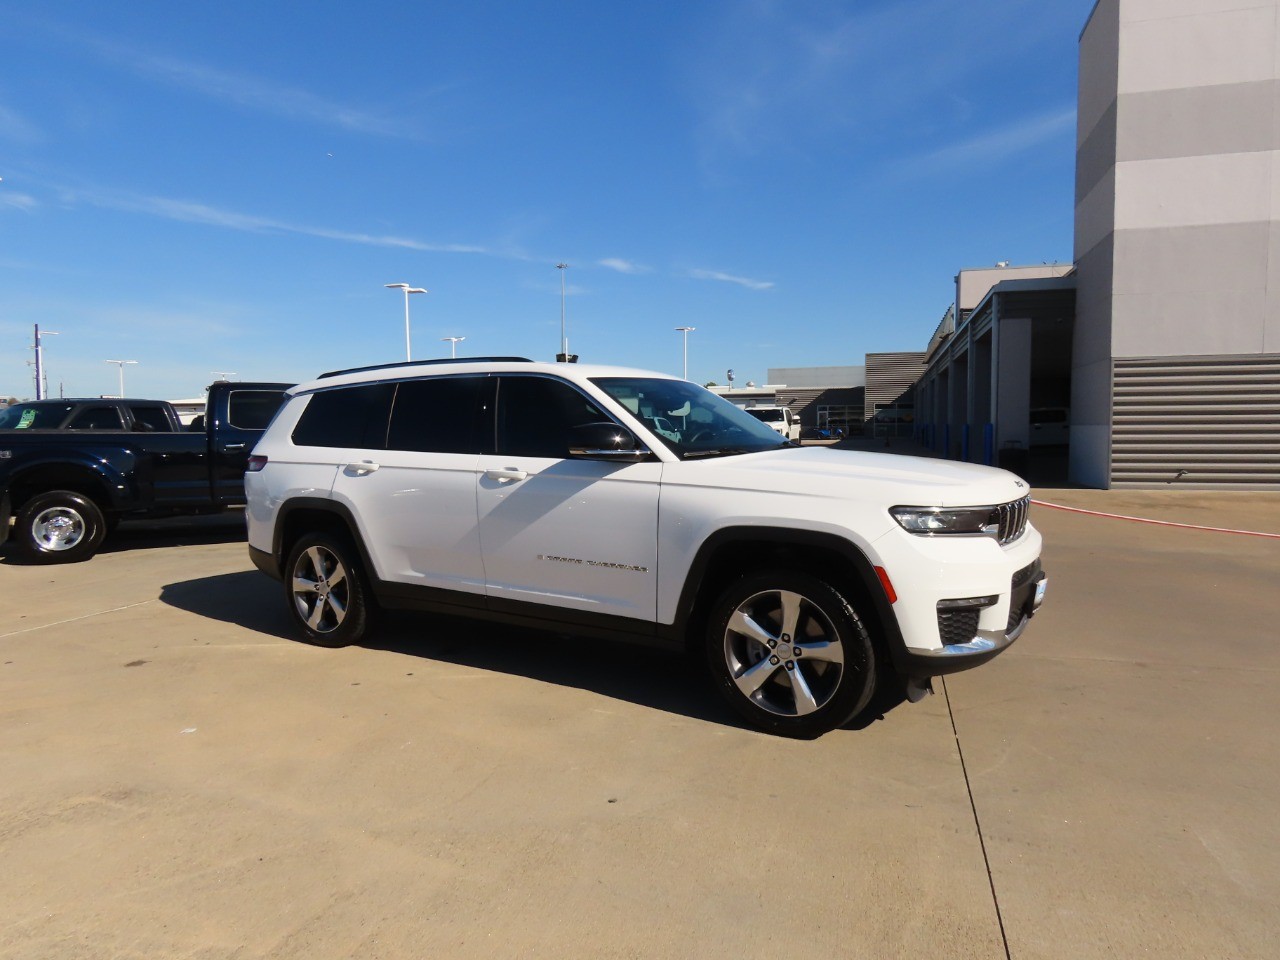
xmin=476 ymin=375 xmax=660 ymax=623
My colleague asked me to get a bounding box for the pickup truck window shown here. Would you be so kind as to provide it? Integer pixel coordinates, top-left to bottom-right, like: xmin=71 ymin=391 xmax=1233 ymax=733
xmin=130 ymin=405 xmax=175 ymax=432
xmin=0 ymin=403 xmax=75 ymax=429
xmin=66 ymin=406 xmax=126 ymax=430
xmin=228 ymin=391 xmax=288 ymax=430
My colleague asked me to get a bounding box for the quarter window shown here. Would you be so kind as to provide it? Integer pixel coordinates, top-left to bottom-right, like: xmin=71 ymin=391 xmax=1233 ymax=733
xmin=292 ymin=384 xmax=395 ymax=449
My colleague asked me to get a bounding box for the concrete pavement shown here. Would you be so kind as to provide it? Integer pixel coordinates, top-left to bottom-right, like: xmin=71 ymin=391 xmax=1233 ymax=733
xmin=1 ymin=495 xmax=1278 ymax=959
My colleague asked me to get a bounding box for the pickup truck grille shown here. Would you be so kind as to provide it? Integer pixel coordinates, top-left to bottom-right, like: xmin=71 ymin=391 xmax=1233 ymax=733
xmin=993 ymin=496 xmax=1030 ymax=545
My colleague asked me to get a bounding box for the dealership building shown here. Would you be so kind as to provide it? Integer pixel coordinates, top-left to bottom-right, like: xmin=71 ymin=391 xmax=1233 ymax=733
xmin=913 ymin=0 xmax=1280 ymax=488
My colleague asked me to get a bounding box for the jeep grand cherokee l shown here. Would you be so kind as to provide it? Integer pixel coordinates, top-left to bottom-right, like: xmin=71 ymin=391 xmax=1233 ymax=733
xmin=245 ymin=358 xmax=1046 ymax=738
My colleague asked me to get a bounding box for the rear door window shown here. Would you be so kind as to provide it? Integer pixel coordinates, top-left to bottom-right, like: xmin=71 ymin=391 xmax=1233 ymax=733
xmin=129 ymin=405 xmax=174 ymax=432
xmin=386 ymin=376 xmax=489 ymax=454
xmin=65 ymin=406 xmax=125 ymax=430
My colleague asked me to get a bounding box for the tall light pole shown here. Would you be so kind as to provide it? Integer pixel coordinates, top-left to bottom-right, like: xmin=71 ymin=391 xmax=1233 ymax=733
xmin=105 ymin=359 xmax=138 ymax=398
xmin=556 ymin=262 xmax=569 ymax=361
xmin=440 ymin=336 xmax=465 ymax=358
xmin=211 ymin=371 xmax=237 ymax=381
xmin=385 ymin=283 xmax=427 ymax=361
xmin=675 ymin=326 xmax=696 ymax=380
xmin=32 ymin=325 xmax=59 ymax=400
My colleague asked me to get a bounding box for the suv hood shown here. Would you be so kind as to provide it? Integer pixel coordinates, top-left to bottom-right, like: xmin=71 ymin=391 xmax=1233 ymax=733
xmin=665 ymin=447 xmax=1028 ymax=508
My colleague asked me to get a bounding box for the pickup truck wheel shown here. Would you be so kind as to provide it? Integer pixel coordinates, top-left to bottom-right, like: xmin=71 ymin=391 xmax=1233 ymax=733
xmin=285 ymin=533 xmax=371 ymax=648
xmin=705 ymin=570 xmax=876 ymax=738
xmin=14 ymin=491 xmax=107 ymax=563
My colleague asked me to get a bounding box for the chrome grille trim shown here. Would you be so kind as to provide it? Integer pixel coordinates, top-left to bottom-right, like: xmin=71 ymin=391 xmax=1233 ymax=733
xmin=993 ymin=495 xmax=1030 ymax=545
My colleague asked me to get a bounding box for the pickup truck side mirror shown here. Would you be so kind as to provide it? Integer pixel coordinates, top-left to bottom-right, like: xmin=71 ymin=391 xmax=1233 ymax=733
xmin=568 ymin=422 xmax=651 ymax=462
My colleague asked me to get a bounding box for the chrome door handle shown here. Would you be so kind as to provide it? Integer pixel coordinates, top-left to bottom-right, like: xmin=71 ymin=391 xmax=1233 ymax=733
xmin=346 ymin=460 xmax=381 ymax=475
xmin=485 ymin=468 xmax=527 ymax=482
xmin=222 ymin=442 xmax=246 ymax=452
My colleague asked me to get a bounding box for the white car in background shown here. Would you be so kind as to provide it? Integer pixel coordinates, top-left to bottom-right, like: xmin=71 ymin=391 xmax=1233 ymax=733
xmin=245 ymin=358 xmax=1046 ymax=738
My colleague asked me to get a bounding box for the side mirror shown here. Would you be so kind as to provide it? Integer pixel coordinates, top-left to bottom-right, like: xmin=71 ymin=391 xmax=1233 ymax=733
xmin=568 ymin=422 xmax=650 ymax=462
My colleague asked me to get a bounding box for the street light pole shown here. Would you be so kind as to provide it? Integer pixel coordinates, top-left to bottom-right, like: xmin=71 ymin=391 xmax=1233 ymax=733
xmin=556 ymin=263 xmax=569 ymax=360
xmin=32 ymin=325 xmax=59 ymax=400
xmin=675 ymin=326 xmax=696 ymax=380
xmin=385 ymin=283 xmax=427 ymax=361
xmin=105 ymin=359 xmax=138 ymax=398
xmin=440 ymin=336 xmax=465 ymax=358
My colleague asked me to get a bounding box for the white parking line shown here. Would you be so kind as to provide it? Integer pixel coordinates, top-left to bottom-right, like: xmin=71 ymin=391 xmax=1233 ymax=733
xmin=0 ymin=599 xmax=157 ymax=640
xmin=1032 ymin=500 xmax=1280 ymax=540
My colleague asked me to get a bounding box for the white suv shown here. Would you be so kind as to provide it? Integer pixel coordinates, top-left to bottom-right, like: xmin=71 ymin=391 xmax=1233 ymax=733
xmin=245 ymin=358 xmax=1046 ymax=738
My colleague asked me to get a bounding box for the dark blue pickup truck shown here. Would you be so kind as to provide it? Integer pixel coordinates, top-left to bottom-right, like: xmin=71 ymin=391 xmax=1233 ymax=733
xmin=0 ymin=381 xmax=290 ymax=563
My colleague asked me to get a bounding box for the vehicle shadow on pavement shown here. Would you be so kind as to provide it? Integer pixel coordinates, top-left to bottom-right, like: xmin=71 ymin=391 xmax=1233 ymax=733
xmin=159 ymin=573 xmax=910 ymax=734
xmin=158 ymin=572 xmax=737 ymax=729
xmin=159 ymin=571 xmax=296 ymax=640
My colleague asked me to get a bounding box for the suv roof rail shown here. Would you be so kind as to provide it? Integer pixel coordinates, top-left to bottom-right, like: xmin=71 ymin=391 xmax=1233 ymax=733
xmin=317 ymin=357 xmax=534 ymax=380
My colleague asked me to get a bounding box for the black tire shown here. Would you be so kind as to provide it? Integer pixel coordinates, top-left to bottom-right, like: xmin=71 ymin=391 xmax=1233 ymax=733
xmin=284 ymin=532 xmax=373 ymax=648
xmin=14 ymin=490 xmax=108 ymax=564
xmin=704 ymin=570 xmax=876 ymax=738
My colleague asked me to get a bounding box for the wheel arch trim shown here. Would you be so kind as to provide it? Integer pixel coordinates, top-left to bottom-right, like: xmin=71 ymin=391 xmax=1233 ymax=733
xmin=670 ymin=525 xmax=909 ymax=672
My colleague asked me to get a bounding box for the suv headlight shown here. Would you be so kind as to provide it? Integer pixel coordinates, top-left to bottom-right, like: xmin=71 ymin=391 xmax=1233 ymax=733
xmin=890 ymin=505 xmax=997 ymax=537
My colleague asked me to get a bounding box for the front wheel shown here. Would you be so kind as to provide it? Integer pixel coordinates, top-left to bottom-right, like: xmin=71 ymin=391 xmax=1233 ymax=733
xmin=284 ymin=532 xmax=373 ymax=647
xmin=14 ymin=491 xmax=108 ymax=563
xmin=704 ymin=570 xmax=876 ymax=738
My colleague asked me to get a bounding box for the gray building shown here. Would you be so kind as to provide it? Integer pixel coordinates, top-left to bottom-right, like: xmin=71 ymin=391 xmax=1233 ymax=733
xmin=1073 ymin=0 xmax=1280 ymax=487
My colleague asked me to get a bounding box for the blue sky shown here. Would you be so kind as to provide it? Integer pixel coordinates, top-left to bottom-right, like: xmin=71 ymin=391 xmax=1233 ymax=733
xmin=1 ymin=0 xmax=1095 ymax=400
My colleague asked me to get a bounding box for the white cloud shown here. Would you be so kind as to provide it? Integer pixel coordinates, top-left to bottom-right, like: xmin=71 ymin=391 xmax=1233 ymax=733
xmin=892 ymin=106 xmax=1077 ymax=179
xmin=1 ymin=191 xmax=39 ymax=212
xmin=597 ymin=257 xmax=649 ymax=275
xmin=688 ymin=268 xmax=774 ymax=291
xmin=68 ymin=186 xmax=490 ymax=255
xmin=53 ymin=28 xmax=420 ymax=138
xmin=0 ymin=103 xmax=43 ymax=144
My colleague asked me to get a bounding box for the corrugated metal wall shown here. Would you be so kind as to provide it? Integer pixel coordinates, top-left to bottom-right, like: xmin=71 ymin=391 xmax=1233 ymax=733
xmin=1111 ymin=354 xmax=1280 ymax=487
xmin=864 ymin=352 xmax=927 ymax=423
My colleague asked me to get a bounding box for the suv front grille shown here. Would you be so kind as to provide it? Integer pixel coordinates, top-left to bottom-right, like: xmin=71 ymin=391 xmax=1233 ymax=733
xmin=993 ymin=496 xmax=1030 ymax=545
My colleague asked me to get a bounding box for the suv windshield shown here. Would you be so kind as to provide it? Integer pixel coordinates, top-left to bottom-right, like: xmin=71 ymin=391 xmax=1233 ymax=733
xmin=0 ymin=403 xmax=74 ymax=429
xmin=591 ymin=377 xmax=792 ymax=459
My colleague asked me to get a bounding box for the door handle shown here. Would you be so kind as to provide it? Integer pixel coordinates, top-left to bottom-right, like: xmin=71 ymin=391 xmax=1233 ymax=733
xmin=346 ymin=460 xmax=381 ymax=475
xmin=485 ymin=467 xmax=527 ymax=482
xmin=222 ymin=442 xmax=247 ymax=452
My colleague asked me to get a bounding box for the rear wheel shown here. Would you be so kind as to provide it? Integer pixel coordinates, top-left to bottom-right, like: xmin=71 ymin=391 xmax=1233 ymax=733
xmin=284 ymin=532 xmax=372 ymax=647
xmin=704 ymin=570 xmax=876 ymax=738
xmin=14 ymin=491 xmax=107 ymax=563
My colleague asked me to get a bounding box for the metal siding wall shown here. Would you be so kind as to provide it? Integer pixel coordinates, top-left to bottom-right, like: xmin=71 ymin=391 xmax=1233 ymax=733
xmin=1111 ymin=354 xmax=1280 ymax=487
xmin=864 ymin=352 xmax=927 ymax=422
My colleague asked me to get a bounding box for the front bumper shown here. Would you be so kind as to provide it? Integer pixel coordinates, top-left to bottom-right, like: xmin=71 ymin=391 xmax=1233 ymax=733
xmin=902 ymin=560 xmax=1047 ymax=677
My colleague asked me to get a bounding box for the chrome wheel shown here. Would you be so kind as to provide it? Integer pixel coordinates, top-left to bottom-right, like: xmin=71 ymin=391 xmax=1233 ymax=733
xmin=31 ymin=506 xmax=88 ymax=552
xmin=722 ymin=588 xmax=847 ymax=719
xmin=292 ymin=544 xmax=350 ymax=634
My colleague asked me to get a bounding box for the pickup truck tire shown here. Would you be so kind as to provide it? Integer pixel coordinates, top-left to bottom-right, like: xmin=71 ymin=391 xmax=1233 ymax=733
xmin=284 ymin=532 xmax=372 ymax=648
xmin=704 ymin=570 xmax=876 ymax=738
xmin=14 ymin=491 xmax=108 ymax=564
